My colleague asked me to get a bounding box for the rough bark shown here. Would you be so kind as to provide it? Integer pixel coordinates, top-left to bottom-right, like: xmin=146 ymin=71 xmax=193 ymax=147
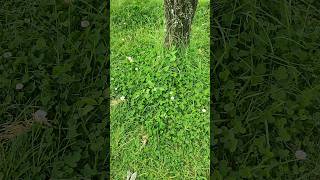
xmin=164 ymin=0 xmax=198 ymax=48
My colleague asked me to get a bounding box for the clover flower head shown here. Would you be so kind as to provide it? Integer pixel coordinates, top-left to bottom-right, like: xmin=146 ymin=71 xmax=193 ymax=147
xmin=81 ymin=20 xmax=90 ymax=28
xmin=16 ymin=83 xmax=24 ymax=90
xmin=3 ymin=52 xmax=12 ymax=58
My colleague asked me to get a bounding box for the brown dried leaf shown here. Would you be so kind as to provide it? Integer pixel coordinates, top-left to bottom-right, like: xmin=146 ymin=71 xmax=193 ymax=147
xmin=0 ymin=121 xmax=31 ymax=141
xmin=111 ymin=99 xmax=123 ymax=106
xmin=141 ymin=135 xmax=148 ymax=146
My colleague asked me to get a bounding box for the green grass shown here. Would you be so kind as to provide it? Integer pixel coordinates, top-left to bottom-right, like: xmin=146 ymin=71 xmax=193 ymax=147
xmin=2 ymin=0 xmax=319 ymax=179
xmin=212 ymin=0 xmax=320 ymax=179
xmin=110 ymin=0 xmax=210 ymax=179
xmin=0 ymin=0 xmax=107 ymax=179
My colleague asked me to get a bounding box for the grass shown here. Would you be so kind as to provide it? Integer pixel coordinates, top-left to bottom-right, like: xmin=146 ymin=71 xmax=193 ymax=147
xmin=1 ymin=0 xmax=319 ymax=179
xmin=110 ymin=0 xmax=210 ymax=179
xmin=212 ymin=0 xmax=320 ymax=179
xmin=0 ymin=0 xmax=108 ymax=179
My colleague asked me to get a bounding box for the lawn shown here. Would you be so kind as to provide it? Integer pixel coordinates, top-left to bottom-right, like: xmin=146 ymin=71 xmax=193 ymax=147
xmin=0 ymin=0 xmax=108 ymax=179
xmin=110 ymin=0 xmax=210 ymax=179
xmin=1 ymin=0 xmax=319 ymax=179
xmin=212 ymin=0 xmax=320 ymax=179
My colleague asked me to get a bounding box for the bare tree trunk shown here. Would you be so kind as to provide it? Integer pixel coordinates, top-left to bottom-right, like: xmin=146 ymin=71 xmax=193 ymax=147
xmin=164 ymin=0 xmax=198 ymax=48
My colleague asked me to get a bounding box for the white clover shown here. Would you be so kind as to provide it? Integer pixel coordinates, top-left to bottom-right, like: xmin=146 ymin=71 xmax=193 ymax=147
xmin=135 ymin=67 xmax=138 ymax=71
xmin=295 ymin=150 xmax=307 ymax=160
xmin=169 ymin=91 xmax=173 ymax=95
xmin=121 ymin=38 xmax=125 ymax=41
xmin=120 ymin=96 xmax=125 ymax=101
xmin=81 ymin=20 xmax=90 ymax=28
xmin=33 ymin=109 xmax=47 ymax=121
xmin=202 ymin=109 xmax=207 ymax=113
xmin=170 ymin=96 xmax=174 ymax=100
xmin=127 ymin=56 xmax=133 ymax=62
xmin=15 ymin=83 xmax=24 ymax=90
xmin=115 ymin=87 xmax=118 ymax=91
xmin=3 ymin=52 xmax=12 ymax=58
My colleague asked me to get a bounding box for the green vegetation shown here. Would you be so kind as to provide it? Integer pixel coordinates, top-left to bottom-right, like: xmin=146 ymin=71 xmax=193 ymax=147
xmin=0 ymin=0 xmax=107 ymax=179
xmin=212 ymin=0 xmax=320 ymax=179
xmin=110 ymin=0 xmax=210 ymax=179
xmin=2 ymin=0 xmax=318 ymax=179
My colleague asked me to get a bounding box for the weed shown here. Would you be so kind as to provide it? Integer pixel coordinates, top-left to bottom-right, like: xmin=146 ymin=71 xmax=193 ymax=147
xmin=0 ymin=0 xmax=108 ymax=178
xmin=111 ymin=0 xmax=210 ymax=179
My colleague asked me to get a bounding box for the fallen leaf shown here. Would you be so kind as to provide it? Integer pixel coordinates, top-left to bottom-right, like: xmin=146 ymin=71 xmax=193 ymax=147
xmin=111 ymin=99 xmax=123 ymax=106
xmin=142 ymin=135 xmax=148 ymax=146
xmin=0 ymin=121 xmax=32 ymax=141
xmin=127 ymin=171 xmax=137 ymax=180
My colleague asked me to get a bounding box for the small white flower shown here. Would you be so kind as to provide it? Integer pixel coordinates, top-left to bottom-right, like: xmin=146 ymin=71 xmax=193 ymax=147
xmin=202 ymin=109 xmax=207 ymax=112
xmin=170 ymin=96 xmax=174 ymax=100
xmin=3 ymin=52 xmax=12 ymax=58
xmin=295 ymin=150 xmax=307 ymax=160
xmin=15 ymin=83 xmax=24 ymax=90
xmin=122 ymin=38 xmax=125 ymax=41
xmin=123 ymin=22 xmax=126 ymax=25
xmin=115 ymin=87 xmax=118 ymax=91
xmin=169 ymin=91 xmax=173 ymax=95
xmin=81 ymin=20 xmax=90 ymax=28
xmin=33 ymin=109 xmax=47 ymax=121
xmin=120 ymin=96 xmax=125 ymax=101
xmin=127 ymin=56 xmax=133 ymax=62
xmin=135 ymin=67 xmax=138 ymax=71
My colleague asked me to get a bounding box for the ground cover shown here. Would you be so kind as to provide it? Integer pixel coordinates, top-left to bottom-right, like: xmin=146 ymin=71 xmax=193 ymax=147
xmin=212 ymin=0 xmax=320 ymax=179
xmin=110 ymin=0 xmax=210 ymax=179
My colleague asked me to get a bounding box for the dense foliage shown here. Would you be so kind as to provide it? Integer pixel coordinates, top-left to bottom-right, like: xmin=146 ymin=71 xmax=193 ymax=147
xmin=111 ymin=0 xmax=210 ymax=179
xmin=212 ymin=0 xmax=320 ymax=179
xmin=0 ymin=0 xmax=108 ymax=179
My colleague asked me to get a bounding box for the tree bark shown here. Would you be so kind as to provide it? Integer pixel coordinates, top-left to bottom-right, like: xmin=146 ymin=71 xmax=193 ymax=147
xmin=164 ymin=0 xmax=198 ymax=48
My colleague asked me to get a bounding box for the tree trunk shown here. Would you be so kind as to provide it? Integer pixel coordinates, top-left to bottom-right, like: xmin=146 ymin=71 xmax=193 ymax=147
xmin=164 ymin=0 xmax=198 ymax=48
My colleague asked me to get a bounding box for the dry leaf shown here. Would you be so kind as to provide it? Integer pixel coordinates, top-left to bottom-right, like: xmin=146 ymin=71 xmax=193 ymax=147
xmin=0 ymin=109 xmax=52 ymax=141
xmin=111 ymin=99 xmax=123 ymax=106
xmin=142 ymin=135 xmax=148 ymax=146
xmin=127 ymin=171 xmax=137 ymax=180
xmin=0 ymin=121 xmax=32 ymax=141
